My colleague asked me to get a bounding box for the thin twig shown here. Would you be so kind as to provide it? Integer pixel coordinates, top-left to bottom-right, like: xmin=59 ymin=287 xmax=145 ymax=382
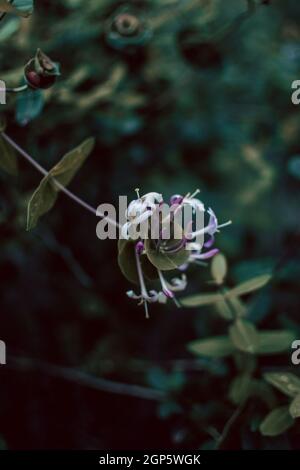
xmin=214 ymin=402 xmax=245 ymax=449
xmin=2 ymin=84 xmax=28 ymax=93
xmin=8 ymin=355 xmax=166 ymax=402
xmin=1 ymin=132 xmax=120 ymax=228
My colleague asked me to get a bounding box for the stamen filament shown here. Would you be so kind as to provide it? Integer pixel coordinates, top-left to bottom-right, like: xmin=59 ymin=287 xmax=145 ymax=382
xmin=135 ymin=248 xmax=150 ymax=319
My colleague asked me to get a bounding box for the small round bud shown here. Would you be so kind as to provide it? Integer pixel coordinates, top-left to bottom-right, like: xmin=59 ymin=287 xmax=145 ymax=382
xmin=105 ymin=6 xmax=151 ymax=51
xmin=170 ymin=195 xmax=184 ymax=206
xmin=114 ymin=13 xmax=140 ymax=37
xmin=24 ymin=49 xmax=60 ymax=90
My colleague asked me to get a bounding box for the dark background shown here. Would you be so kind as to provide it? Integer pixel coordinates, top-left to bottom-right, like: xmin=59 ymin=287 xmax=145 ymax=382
xmin=0 ymin=0 xmax=300 ymax=450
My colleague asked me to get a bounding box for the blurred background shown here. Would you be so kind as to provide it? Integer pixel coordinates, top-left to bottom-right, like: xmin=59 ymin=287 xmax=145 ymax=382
xmin=0 ymin=0 xmax=300 ymax=450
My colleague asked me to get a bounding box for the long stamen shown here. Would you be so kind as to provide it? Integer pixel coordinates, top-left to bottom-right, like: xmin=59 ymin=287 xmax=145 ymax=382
xmin=218 ymin=220 xmax=232 ymax=229
xmin=158 ymin=270 xmax=174 ymax=299
xmin=189 ymin=188 xmax=201 ymax=198
xmin=135 ymin=245 xmax=150 ymax=319
xmin=190 ymin=224 xmax=211 ymax=239
xmin=191 ymin=219 xmax=232 ymax=239
xmin=144 ymin=301 xmax=149 ymax=319
xmin=172 ymin=296 xmax=181 ymax=308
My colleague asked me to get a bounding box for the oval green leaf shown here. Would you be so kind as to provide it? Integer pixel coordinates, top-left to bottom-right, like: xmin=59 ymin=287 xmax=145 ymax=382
xmin=181 ymin=292 xmax=223 ymax=307
xmin=27 ymin=137 xmax=95 ymax=230
xmin=289 ymin=394 xmax=300 ymax=419
xmin=259 ymin=406 xmax=294 ymax=437
xmin=264 ymin=372 xmax=300 ymax=398
xmin=188 ymin=336 xmax=235 ymax=358
xmin=257 ymin=330 xmax=296 ymax=355
xmin=225 ymin=274 xmax=271 ymax=299
xmin=145 ymin=238 xmax=189 ymax=271
xmin=211 ymin=253 xmax=227 ymax=285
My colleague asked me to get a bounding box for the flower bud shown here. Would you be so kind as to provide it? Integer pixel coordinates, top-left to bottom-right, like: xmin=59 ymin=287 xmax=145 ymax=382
xmin=105 ymin=6 xmax=151 ymax=51
xmin=24 ymin=49 xmax=60 ymax=90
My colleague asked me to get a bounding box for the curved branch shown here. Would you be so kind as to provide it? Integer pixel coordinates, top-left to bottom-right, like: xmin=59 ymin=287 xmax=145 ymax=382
xmin=8 ymin=355 xmax=166 ymax=401
xmin=1 ymin=132 xmax=120 ymax=228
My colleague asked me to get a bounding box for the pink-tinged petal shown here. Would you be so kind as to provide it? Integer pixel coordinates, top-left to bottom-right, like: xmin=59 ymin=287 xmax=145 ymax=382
xmin=135 ymin=241 xmax=145 ymax=255
xmin=204 ymin=235 xmax=215 ymax=248
xmin=170 ymin=194 xmax=184 ymax=205
xmin=163 ymin=288 xmax=174 ymax=299
xmin=195 ymin=248 xmax=219 ymax=260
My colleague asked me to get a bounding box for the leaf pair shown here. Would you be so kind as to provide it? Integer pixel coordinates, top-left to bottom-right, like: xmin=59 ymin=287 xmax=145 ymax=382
xmin=181 ymin=273 xmax=271 ymax=307
xmin=259 ymin=373 xmax=300 ymax=436
xmin=27 ymin=137 xmax=95 ymax=230
xmin=188 ymin=323 xmax=296 ymax=357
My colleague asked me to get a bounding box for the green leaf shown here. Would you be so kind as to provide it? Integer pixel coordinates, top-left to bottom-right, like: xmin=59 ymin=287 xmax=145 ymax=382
xmin=211 ymin=253 xmax=227 ymax=285
xmin=181 ymin=292 xmax=223 ymax=307
xmin=288 ymin=155 xmax=300 ymax=180
xmin=27 ymin=137 xmax=95 ymax=230
xmin=250 ymin=379 xmax=277 ymax=408
xmin=229 ymin=319 xmax=259 ymax=354
xmin=188 ymin=336 xmax=235 ymax=358
xmin=0 ymin=0 xmax=33 ymax=17
xmin=225 ymin=274 xmax=271 ymax=299
xmin=50 ymin=137 xmax=95 ymax=187
xmin=16 ymin=88 xmax=44 ymax=126
xmin=215 ymin=298 xmax=234 ymax=320
xmin=229 ymin=373 xmax=277 ymax=408
xmin=118 ymin=240 xmax=158 ymax=284
xmin=145 ymin=234 xmax=189 ymax=271
xmin=227 ymin=296 xmax=247 ymax=318
xmin=257 ymin=330 xmax=296 ymax=355
xmin=264 ymin=372 xmax=300 ymax=398
xmin=229 ymin=373 xmax=252 ymax=405
xmin=118 ymin=239 xmax=139 ymax=284
xmin=0 ymin=134 xmax=18 ymax=175
xmin=289 ymin=394 xmax=300 ymax=419
xmin=259 ymin=406 xmax=294 ymax=436
xmin=0 ymin=17 xmax=20 ymax=42
xmin=13 ymin=0 xmax=33 ymax=15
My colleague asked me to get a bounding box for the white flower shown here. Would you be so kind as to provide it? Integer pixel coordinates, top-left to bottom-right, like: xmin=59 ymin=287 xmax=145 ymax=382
xmin=122 ymin=191 xmax=163 ymax=239
xmin=157 ymin=270 xmax=187 ymax=307
xmin=123 ymin=189 xmax=232 ymax=316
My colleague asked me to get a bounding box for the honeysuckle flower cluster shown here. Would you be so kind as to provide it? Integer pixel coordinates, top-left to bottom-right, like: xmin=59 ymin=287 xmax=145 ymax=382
xmin=119 ymin=190 xmax=231 ymax=318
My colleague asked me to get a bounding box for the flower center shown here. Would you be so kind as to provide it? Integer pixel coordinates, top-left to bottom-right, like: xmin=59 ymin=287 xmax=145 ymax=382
xmin=115 ymin=13 xmax=140 ymax=37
